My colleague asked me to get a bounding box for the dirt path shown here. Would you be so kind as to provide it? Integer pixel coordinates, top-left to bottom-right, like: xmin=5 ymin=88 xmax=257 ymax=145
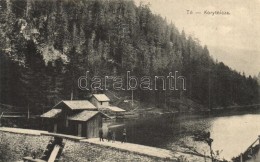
xmin=81 ymin=138 xmax=176 ymax=160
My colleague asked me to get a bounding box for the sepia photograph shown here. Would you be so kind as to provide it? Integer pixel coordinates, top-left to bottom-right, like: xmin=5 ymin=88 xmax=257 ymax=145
xmin=0 ymin=0 xmax=259 ymax=161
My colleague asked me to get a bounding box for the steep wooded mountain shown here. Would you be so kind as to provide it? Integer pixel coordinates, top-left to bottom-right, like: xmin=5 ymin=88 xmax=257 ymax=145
xmin=0 ymin=0 xmax=258 ymax=113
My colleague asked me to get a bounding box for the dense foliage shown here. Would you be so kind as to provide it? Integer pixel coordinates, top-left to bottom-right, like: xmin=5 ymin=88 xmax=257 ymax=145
xmin=0 ymin=0 xmax=259 ymax=113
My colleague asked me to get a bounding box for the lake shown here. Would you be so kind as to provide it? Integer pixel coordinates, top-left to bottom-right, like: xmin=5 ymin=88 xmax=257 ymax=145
xmin=105 ymin=112 xmax=260 ymax=161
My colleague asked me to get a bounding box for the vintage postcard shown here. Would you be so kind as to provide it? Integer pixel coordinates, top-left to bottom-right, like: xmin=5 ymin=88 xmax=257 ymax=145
xmin=0 ymin=0 xmax=259 ymax=161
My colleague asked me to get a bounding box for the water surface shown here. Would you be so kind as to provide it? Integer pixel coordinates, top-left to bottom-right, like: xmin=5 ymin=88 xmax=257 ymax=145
xmin=106 ymin=112 xmax=260 ymax=160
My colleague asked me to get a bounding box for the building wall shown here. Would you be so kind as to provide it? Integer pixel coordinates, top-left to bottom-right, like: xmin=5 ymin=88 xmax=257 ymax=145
xmin=43 ymin=118 xmax=57 ymax=132
xmin=90 ymin=97 xmax=99 ymax=108
xmin=57 ymin=115 xmax=102 ymax=138
xmin=42 ymin=116 xmax=64 ymax=133
xmin=56 ymin=109 xmax=71 ymax=134
xmin=68 ymin=120 xmax=78 ymax=136
xmin=102 ymin=101 xmax=109 ymax=107
xmin=86 ymin=114 xmax=102 ymax=138
xmin=43 ymin=105 xmax=103 ymax=138
xmin=90 ymin=97 xmax=109 ymax=109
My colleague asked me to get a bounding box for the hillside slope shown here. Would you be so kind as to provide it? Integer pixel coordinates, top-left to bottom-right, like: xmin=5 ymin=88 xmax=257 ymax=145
xmin=0 ymin=0 xmax=258 ymax=113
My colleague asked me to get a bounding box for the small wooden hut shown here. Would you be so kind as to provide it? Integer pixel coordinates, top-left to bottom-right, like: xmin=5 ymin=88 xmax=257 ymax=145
xmin=90 ymin=94 xmax=126 ymax=117
xmin=90 ymin=94 xmax=110 ymax=109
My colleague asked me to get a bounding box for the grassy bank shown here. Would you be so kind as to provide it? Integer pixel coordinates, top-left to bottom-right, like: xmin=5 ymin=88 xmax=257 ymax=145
xmin=0 ymin=131 xmax=173 ymax=162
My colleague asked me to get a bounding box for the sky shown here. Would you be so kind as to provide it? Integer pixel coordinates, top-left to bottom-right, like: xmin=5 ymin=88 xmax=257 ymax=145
xmin=134 ymin=0 xmax=260 ymax=77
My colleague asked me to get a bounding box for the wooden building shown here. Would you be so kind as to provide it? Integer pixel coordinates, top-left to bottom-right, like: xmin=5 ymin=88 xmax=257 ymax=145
xmin=91 ymin=94 xmax=126 ymax=117
xmin=41 ymin=100 xmax=108 ymax=138
xmin=90 ymin=94 xmax=126 ymax=117
xmin=90 ymin=94 xmax=110 ymax=109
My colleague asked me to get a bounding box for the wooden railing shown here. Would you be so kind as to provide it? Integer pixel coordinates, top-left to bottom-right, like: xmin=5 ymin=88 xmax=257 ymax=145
xmin=234 ymin=136 xmax=260 ymax=162
xmin=0 ymin=112 xmax=28 ymax=118
xmin=0 ymin=111 xmax=40 ymax=120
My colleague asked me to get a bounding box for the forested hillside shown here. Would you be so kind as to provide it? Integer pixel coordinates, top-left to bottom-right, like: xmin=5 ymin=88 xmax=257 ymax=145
xmin=0 ymin=0 xmax=258 ymax=113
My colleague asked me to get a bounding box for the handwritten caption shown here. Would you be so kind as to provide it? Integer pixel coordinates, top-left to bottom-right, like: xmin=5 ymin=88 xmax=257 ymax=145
xmin=186 ymin=10 xmax=231 ymax=16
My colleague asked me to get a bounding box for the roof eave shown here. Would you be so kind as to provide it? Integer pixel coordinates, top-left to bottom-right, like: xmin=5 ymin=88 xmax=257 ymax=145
xmin=68 ymin=112 xmax=111 ymax=122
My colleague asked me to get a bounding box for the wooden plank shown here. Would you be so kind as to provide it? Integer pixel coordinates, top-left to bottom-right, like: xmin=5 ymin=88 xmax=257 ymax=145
xmin=2 ymin=115 xmax=26 ymax=118
xmin=41 ymin=132 xmax=85 ymax=141
xmin=94 ymin=116 xmax=99 ymax=137
xmin=0 ymin=127 xmax=47 ymax=136
xmin=78 ymin=123 xmax=82 ymax=137
xmin=85 ymin=123 xmax=88 ymax=138
xmin=53 ymin=123 xmax=57 ymax=133
xmin=87 ymin=120 xmax=93 ymax=138
xmin=48 ymin=145 xmax=60 ymax=162
xmin=65 ymin=119 xmax=69 ymax=128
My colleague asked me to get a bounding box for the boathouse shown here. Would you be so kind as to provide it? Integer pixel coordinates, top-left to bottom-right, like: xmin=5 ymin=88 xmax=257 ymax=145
xmin=41 ymin=100 xmax=108 ymax=138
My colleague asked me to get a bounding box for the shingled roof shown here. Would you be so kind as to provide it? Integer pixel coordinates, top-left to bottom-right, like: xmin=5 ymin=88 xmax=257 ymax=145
xmin=92 ymin=94 xmax=110 ymax=102
xmin=107 ymin=106 xmax=125 ymax=112
xmin=53 ymin=100 xmax=97 ymax=110
xmin=67 ymin=110 xmax=109 ymax=121
xmin=41 ymin=109 xmax=62 ymax=118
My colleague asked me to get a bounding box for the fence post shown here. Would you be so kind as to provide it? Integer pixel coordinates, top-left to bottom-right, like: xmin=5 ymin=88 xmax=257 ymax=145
xmin=240 ymin=153 xmax=243 ymax=162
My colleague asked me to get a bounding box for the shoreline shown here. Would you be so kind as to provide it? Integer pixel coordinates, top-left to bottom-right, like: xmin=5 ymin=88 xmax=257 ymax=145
xmin=0 ymin=127 xmax=211 ymax=162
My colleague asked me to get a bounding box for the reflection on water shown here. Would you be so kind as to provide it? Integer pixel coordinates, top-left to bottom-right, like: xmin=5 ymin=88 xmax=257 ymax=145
xmin=105 ymin=113 xmax=260 ymax=160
